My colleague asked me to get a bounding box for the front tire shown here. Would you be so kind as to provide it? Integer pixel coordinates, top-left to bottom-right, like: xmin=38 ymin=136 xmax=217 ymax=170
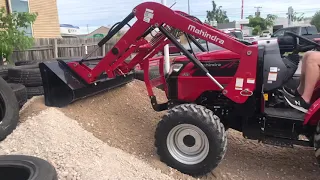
xmin=155 ymin=104 xmax=227 ymax=176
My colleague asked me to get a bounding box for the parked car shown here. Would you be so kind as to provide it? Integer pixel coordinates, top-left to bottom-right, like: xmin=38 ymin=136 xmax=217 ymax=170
xmin=260 ymin=30 xmax=272 ymax=38
xmin=271 ymin=25 xmax=320 ymax=44
xmin=220 ymin=28 xmax=244 ymax=40
xmin=243 ymin=35 xmax=260 ymax=43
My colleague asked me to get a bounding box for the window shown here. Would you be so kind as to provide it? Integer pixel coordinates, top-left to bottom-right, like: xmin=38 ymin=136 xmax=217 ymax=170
xmin=273 ymin=29 xmax=285 ymax=37
xmin=286 ymin=27 xmax=299 ymax=34
xmin=9 ymin=0 xmax=33 ymax=37
xmin=301 ymin=26 xmax=318 ymax=35
xmin=230 ymin=31 xmax=243 ymax=40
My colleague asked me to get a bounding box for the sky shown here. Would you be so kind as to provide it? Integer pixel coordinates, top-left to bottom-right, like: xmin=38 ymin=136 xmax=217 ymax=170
xmin=56 ymin=0 xmax=319 ymax=34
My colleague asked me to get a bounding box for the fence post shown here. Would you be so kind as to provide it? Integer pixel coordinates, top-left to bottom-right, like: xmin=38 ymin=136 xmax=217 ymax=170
xmin=102 ymin=44 xmax=106 ymax=56
xmin=53 ymin=39 xmax=58 ymax=58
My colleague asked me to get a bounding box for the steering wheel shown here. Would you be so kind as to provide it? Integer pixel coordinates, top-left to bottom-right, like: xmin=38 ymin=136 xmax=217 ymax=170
xmin=284 ymin=31 xmax=320 ymax=52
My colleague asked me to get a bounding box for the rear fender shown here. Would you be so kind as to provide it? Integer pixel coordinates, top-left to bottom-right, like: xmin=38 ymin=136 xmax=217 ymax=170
xmin=304 ymin=98 xmax=320 ymax=126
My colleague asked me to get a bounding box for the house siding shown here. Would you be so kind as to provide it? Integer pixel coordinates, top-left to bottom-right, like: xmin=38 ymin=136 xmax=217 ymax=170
xmin=0 ymin=0 xmax=6 ymax=11
xmin=28 ymin=0 xmax=61 ymax=38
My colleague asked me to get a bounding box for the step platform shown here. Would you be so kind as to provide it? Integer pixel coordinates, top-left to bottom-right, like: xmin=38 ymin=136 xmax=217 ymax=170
xmin=264 ymin=107 xmax=305 ymax=121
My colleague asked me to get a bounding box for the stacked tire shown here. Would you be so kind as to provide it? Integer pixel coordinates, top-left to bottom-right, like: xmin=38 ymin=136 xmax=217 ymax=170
xmin=0 ymin=61 xmax=44 ymax=109
xmin=8 ymin=83 xmax=28 ymax=109
xmin=0 ymin=65 xmax=13 ymax=81
xmin=8 ymin=61 xmax=44 ymax=100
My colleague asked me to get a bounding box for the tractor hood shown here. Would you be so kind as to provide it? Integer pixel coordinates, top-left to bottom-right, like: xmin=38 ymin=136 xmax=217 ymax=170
xmin=173 ymin=50 xmax=240 ymax=62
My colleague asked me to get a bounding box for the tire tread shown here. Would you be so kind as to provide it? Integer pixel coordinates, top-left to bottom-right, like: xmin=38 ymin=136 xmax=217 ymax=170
xmin=8 ymin=67 xmax=42 ymax=87
xmin=0 ymin=77 xmax=19 ymax=141
xmin=155 ymin=103 xmax=227 ymax=176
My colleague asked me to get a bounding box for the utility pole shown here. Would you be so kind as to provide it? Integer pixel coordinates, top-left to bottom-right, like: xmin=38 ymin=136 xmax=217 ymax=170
xmin=87 ymin=24 xmax=89 ymax=34
xmin=288 ymin=6 xmax=293 ymax=26
xmin=241 ymin=0 xmax=244 ymax=30
xmin=161 ymin=0 xmax=170 ymax=74
xmin=188 ymin=0 xmax=190 ymax=14
xmin=254 ymin=6 xmax=262 ymax=17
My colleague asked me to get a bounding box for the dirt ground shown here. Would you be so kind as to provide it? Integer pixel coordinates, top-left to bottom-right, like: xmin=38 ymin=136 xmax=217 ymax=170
xmin=28 ymin=80 xmax=320 ymax=180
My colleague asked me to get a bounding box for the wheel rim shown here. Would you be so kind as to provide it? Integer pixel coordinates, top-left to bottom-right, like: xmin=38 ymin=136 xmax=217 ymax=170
xmin=167 ymin=124 xmax=209 ymax=165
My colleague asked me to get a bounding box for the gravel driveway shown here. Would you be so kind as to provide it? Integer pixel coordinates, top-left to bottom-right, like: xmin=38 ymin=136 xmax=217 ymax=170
xmin=0 ymin=80 xmax=319 ymax=180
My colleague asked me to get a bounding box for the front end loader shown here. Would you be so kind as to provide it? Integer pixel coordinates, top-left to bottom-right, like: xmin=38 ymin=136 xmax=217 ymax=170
xmin=38 ymin=1 xmax=320 ymax=177
xmin=39 ymin=2 xmax=257 ymax=108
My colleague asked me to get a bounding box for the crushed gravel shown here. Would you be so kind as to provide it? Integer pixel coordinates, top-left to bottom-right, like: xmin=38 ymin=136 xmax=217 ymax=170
xmin=60 ymin=80 xmax=320 ymax=180
xmin=0 ymin=107 xmax=174 ymax=180
xmin=1 ymin=80 xmax=319 ymax=180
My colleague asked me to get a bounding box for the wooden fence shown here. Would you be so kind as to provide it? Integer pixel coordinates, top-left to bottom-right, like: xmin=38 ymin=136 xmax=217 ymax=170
xmin=11 ymin=37 xmax=120 ymax=62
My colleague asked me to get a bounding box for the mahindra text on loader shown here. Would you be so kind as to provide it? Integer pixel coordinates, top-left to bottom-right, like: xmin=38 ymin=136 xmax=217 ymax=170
xmin=38 ymin=2 xmax=320 ymax=177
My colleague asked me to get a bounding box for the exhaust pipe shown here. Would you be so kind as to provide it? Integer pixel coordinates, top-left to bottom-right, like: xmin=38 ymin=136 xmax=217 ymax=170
xmin=39 ymin=59 xmax=134 ymax=107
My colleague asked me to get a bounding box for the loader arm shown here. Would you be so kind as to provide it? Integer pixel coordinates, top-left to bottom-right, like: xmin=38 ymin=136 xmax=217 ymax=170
xmin=42 ymin=2 xmax=258 ymax=106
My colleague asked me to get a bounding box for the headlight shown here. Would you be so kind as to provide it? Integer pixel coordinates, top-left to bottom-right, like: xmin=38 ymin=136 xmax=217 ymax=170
xmin=168 ymin=63 xmax=183 ymax=74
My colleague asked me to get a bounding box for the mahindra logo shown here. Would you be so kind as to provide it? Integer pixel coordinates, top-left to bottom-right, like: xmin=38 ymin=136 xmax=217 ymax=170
xmin=203 ymin=63 xmax=221 ymax=67
xmin=188 ymin=25 xmax=224 ymax=45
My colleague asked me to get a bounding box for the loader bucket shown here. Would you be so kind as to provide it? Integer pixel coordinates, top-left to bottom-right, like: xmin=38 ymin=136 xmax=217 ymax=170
xmin=39 ymin=59 xmax=134 ymax=107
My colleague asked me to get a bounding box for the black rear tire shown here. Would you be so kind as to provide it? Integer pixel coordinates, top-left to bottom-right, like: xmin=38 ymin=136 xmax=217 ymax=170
xmin=0 ymin=77 xmax=19 ymax=141
xmin=155 ymin=104 xmax=227 ymax=176
xmin=315 ymin=120 xmax=320 ymax=165
xmin=0 ymin=155 xmax=57 ymax=180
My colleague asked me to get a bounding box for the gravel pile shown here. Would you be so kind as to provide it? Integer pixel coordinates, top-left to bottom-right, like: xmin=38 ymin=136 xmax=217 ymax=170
xmin=0 ymin=107 xmax=174 ymax=180
xmin=60 ymin=80 xmax=320 ymax=180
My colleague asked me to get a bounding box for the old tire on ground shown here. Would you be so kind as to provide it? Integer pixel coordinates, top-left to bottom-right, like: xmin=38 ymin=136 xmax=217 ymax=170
xmin=8 ymin=83 xmax=27 ymax=108
xmin=0 ymin=155 xmax=57 ymax=180
xmin=8 ymin=65 xmax=42 ymax=87
xmin=26 ymin=86 xmax=44 ymax=99
xmin=155 ymin=103 xmax=227 ymax=176
xmin=0 ymin=77 xmax=19 ymax=141
xmin=315 ymin=120 xmax=320 ymax=165
xmin=0 ymin=65 xmax=14 ymax=80
xmin=15 ymin=60 xmax=38 ymax=66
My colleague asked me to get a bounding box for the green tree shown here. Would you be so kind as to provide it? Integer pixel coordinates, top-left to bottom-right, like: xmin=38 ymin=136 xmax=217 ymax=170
xmin=292 ymin=12 xmax=305 ymax=22
xmin=311 ymin=11 xmax=320 ymax=31
xmin=205 ymin=0 xmax=229 ymax=24
xmin=246 ymin=14 xmax=277 ymax=35
xmin=0 ymin=7 xmax=37 ymax=64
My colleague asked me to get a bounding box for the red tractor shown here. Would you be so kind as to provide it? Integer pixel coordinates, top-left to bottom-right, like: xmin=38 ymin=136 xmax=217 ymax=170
xmin=38 ymin=2 xmax=320 ymax=176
